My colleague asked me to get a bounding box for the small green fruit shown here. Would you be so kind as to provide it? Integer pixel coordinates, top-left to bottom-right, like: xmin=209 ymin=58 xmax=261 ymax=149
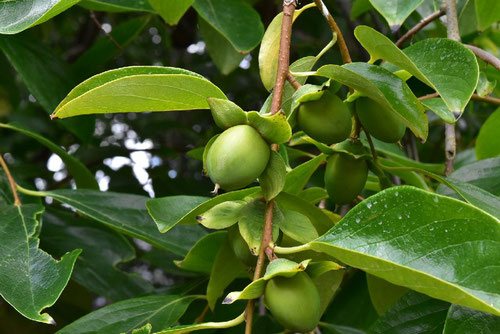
xmin=265 ymin=272 xmax=321 ymax=332
xmin=297 ymin=90 xmax=352 ymax=145
xmin=206 ymin=125 xmax=270 ymax=190
xmin=325 ymin=152 xmax=368 ymax=205
xmin=356 ymin=97 xmax=406 ymax=143
xmin=227 ymin=226 xmax=256 ymax=266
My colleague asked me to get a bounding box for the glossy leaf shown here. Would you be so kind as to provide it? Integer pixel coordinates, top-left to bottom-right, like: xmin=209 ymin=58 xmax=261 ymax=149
xmin=238 ymin=200 xmax=279 ymax=254
xmin=149 ymin=0 xmax=193 ymax=25
xmin=0 ymin=204 xmax=80 ymax=323
xmin=193 ymin=0 xmax=263 ymax=53
xmin=476 ymin=108 xmax=500 ymax=160
xmin=310 ymin=186 xmax=500 ymax=315
xmin=147 ymin=188 xmax=259 ymax=233
xmin=196 ymin=200 xmax=245 ymax=229
xmin=223 ymin=259 xmax=310 ymax=304
xmin=199 ymin=17 xmax=245 ymax=75
xmin=57 ymin=295 xmax=199 ymax=334
xmin=369 ymin=291 xmax=450 ymax=334
xmin=175 ymin=231 xmax=226 ymax=274
xmin=420 ymin=98 xmax=456 ymax=124
xmin=355 ymin=26 xmax=479 ymax=113
xmin=316 ymin=63 xmax=428 ymax=140
xmin=260 ymin=151 xmax=286 ymax=201
xmin=368 ymin=0 xmax=424 ymax=28
xmin=283 ymin=154 xmax=326 ymax=194
xmin=42 ymin=210 xmax=153 ymax=301
xmin=259 ymin=3 xmax=315 ymax=91
xmin=51 ymin=66 xmax=227 ymax=119
xmin=0 ymin=34 xmax=95 ymax=140
xmin=440 ymin=157 xmax=500 ymax=196
xmin=276 ymin=207 xmax=318 ymax=244
xmin=206 ymin=238 xmax=247 ymax=309
xmin=475 ymin=0 xmax=500 ymax=30
xmin=0 ymin=123 xmax=98 ymax=189
xmin=35 ymin=189 xmax=206 ymax=256
xmin=247 ymin=111 xmax=292 ymax=144
xmin=367 ymin=275 xmax=409 ymax=315
xmin=0 ymin=0 xmax=80 ymax=34
xmin=443 ymin=304 xmax=500 ymax=333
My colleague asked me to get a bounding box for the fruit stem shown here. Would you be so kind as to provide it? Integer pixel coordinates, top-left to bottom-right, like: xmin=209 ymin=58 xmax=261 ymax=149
xmin=314 ymin=0 xmax=352 ymax=64
xmin=0 ymin=153 xmax=21 ymax=206
xmin=270 ymin=0 xmax=297 ymax=115
xmin=395 ymin=8 xmax=446 ymax=47
xmin=365 ymin=133 xmax=393 ymax=189
xmin=350 ymin=113 xmax=362 ymax=140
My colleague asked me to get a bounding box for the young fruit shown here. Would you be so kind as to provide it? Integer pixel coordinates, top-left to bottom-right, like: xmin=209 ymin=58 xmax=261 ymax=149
xmin=297 ymin=90 xmax=352 ymax=145
xmin=264 ymin=272 xmax=321 ymax=332
xmin=227 ymin=225 xmax=256 ymax=266
xmin=355 ymin=97 xmax=406 ymax=143
xmin=325 ymin=152 xmax=368 ymax=205
xmin=206 ymin=125 xmax=270 ymax=190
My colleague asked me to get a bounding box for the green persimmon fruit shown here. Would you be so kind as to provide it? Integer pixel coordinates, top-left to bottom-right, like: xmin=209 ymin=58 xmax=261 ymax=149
xmin=264 ymin=272 xmax=321 ymax=332
xmin=206 ymin=125 xmax=270 ymax=190
xmin=227 ymin=226 xmax=256 ymax=266
xmin=325 ymin=153 xmax=368 ymax=205
xmin=297 ymin=90 xmax=352 ymax=145
xmin=355 ymin=97 xmax=406 ymax=143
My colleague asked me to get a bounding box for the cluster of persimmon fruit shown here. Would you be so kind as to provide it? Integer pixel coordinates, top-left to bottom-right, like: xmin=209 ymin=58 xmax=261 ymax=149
xmin=203 ymin=88 xmax=404 ymax=332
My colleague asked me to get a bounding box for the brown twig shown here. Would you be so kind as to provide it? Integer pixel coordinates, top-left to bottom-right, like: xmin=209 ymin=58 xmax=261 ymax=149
xmin=286 ymin=71 xmax=302 ymax=90
xmin=419 ymin=91 xmax=500 ymax=106
xmin=314 ymin=0 xmax=352 ymax=63
xmin=245 ymin=200 xmax=275 ymax=334
xmin=270 ymin=1 xmax=297 ymax=115
xmin=395 ymin=9 xmax=446 ymax=47
xmin=0 ymin=154 xmax=21 ymax=206
xmin=90 ymin=11 xmax=122 ymax=51
xmin=443 ymin=0 xmax=460 ymax=176
xmin=465 ymin=44 xmax=500 ymax=71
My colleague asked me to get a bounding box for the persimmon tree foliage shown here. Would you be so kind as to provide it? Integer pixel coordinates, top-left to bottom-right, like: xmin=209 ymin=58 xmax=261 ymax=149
xmin=0 ymin=0 xmax=499 ymax=333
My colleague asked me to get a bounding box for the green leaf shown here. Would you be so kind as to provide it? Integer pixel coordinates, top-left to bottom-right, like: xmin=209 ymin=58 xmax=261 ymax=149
xmin=366 ymin=275 xmax=409 ymax=315
xmin=0 ymin=123 xmax=98 ymax=189
xmin=316 ymin=63 xmax=428 ymax=140
xmin=207 ymin=238 xmax=247 ymax=309
xmin=276 ymin=192 xmax=333 ymax=235
xmin=34 ymin=189 xmax=206 ymax=256
xmin=284 ymin=154 xmax=326 ymax=194
xmin=147 ymin=188 xmax=259 ymax=233
xmin=193 ymin=0 xmax=263 ymax=53
xmin=0 ymin=34 xmax=95 ymax=140
xmin=368 ymin=0 xmax=424 ymax=29
xmin=196 ymin=200 xmax=245 ymax=229
xmin=246 ymin=111 xmax=292 ymax=144
xmin=443 ymin=304 xmax=500 ymax=333
xmin=258 ymin=3 xmax=315 ymax=91
xmin=132 ymin=324 xmax=152 ymax=334
xmin=0 ymin=204 xmax=80 ymax=323
xmin=57 ymin=295 xmax=199 ymax=334
xmin=80 ymin=0 xmax=153 ymax=12
xmin=223 ymin=259 xmax=310 ymax=304
xmin=52 ymin=66 xmax=227 ymax=119
xmin=420 ymin=98 xmax=456 ymax=124
xmin=207 ymin=98 xmax=247 ymax=129
xmin=276 ymin=207 xmax=318 ymax=244
xmin=260 ymin=152 xmax=286 ymax=201
xmin=42 ymin=209 xmax=153 ymax=301
xmin=153 ymin=313 xmax=245 ymax=333
xmin=0 ymin=0 xmax=80 ymax=34
xmin=354 ymin=26 xmax=479 ymax=113
xmin=175 ymin=231 xmax=226 ymax=274
xmin=475 ymin=0 xmax=500 ymax=30
xmin=310 ymin=186 xmax=500 ymax=315
xmin=476 ymin=108 xmax=500 ymax=160
xmin=148 ymin=0 xmax=193 ymax=25
xmin=476 ymin=72 xmax=496 ymax=97
xmin=440 ymin=157 xmax=500 ymax=196
xmin=238 ymin=200 xmax=279 ymax=255
xmin=199 ymin=17 xmax=245 ymax=75
xmin=369 ymin=291 xmax=450 ymax=334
